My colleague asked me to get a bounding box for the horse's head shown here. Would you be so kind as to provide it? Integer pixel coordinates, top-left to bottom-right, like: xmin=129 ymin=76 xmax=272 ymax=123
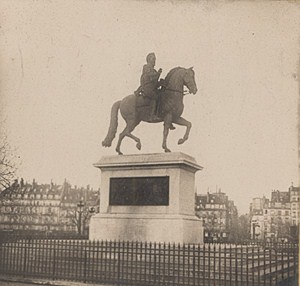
xmin=183 ymin=67 xmax=198 ymax=95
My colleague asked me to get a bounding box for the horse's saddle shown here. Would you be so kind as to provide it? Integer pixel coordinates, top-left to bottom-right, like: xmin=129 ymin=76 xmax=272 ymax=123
xmin=135 ymin=93 xmax=153 ymax=108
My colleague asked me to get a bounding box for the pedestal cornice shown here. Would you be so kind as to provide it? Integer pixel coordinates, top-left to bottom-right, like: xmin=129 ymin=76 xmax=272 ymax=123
xmin=94 ymin=152 xmax=203 ymax=173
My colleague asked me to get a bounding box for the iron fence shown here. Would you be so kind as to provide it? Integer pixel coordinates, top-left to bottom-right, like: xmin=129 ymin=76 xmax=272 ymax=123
xmin=0 ymin=239 xmax=298 ymax=286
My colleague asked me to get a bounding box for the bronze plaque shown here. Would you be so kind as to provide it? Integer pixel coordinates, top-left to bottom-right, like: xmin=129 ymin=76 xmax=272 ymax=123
xmin=109 ymin=176 xmax=169 ymax=206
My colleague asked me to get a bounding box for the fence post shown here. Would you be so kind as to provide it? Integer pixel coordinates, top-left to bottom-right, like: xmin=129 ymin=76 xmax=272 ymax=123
xmin=252 ymin=244 xmax=255 ymax=286
xmin=193 ymin=244 xmax=196 ymax=286
xmin=294 ymin=243 xmax=298 ymax=285
xmin=208 ymin=243 xmax=211 ymax=285
xmin=213 ymin=243 xmax=216 ymax=286
xmin=241 ymin=245 xmax=244 ymax=286
xmin=154 ymin=242 xmax=157 ymax=285
xmin=219 ymin=244 xmax=221 ymax=285
xmin=262 ymin=243 xmax=265 ymax=286
xmin=84 ymin=241 xmax=88 ymax=283
xmin=23 ymin=239 xmax=27 ymax=277
xmin=224 ymin=243 xmax=227 ymax=286
xmin=269 ymin=243 xmax=273 ymax=286
xmin=52 ymin=239 xmax=56 ymax=280
xmin=144 ymin=242 xmax=148 ymax=284
xmin=234 ymin=244 xmax=237 ymax=286
xmin=257 ymin=244 xmax=261 ymax=286
xmin=117 ymin=240 xmax=120 ymax=286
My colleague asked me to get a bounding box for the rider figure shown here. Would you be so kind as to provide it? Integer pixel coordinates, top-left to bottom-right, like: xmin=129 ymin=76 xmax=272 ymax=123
xmin=135 ymin=52 xmax=161 ymax=121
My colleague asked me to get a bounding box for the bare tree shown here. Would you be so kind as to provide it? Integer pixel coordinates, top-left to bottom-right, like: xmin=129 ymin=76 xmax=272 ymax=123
xmin=67 ymin=203 xmax=96 ymax=235
xmin=0 ymin=132 xmax=18 ymax=199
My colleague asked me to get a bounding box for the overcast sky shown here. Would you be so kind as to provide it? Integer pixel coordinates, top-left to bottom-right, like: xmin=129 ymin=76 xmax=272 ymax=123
xmin=1 ymin=1 xmax=299 ymax=214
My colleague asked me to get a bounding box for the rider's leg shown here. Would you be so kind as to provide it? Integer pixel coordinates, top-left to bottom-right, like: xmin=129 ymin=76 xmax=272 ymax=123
xmin=151 ymin=97 xmax=175 ymax=129
xmin=149 ymin=99 xmax=160 ymax=121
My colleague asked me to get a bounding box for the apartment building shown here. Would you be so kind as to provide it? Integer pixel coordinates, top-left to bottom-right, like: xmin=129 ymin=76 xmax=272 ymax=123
xmin=195 ymin=190 xmax=238 ymax=242
xmin=0 ymin=179 xmax=99 ymax=235
xmin=250 ymin=185 xmax=299 ymax=241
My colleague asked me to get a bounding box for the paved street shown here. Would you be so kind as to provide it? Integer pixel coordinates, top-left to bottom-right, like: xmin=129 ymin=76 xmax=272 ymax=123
xmin=0 ymin=276 xmax=113 ymax=286
xmin=0 ymin=283 xmax=37 ymax=286
xmin=0 ymin=281 xmax=110 ymax=286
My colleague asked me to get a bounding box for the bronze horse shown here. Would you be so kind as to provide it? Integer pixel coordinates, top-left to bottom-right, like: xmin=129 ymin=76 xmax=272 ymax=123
xmin=102 ymin=67 xmax=198 ymax=154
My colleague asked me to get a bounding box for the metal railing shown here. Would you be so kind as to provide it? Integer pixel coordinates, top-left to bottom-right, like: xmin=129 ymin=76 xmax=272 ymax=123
xmin=0 ymin=239 xmax=298 ymax=286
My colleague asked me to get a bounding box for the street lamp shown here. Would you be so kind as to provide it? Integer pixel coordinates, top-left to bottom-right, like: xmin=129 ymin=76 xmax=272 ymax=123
xmin=77 ymin=200 xmax=85 ymax=236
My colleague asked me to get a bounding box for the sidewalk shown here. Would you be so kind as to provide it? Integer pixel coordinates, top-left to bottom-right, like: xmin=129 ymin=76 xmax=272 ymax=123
xmin=0 ymin=275 xmax=114 ymax=286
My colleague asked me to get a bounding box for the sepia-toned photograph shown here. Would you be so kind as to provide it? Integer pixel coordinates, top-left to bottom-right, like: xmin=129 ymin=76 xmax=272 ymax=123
xmin=0 ymin=1 xmax=299 ymax=285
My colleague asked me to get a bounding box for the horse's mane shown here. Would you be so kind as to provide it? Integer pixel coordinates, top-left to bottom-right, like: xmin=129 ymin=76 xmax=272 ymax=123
xmin=164 ymin=67 xmax=184 ymax=86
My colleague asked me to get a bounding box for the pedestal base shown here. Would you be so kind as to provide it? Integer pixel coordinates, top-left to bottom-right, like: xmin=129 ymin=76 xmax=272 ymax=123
xmin=90 ymin=213 xmax=203 ymax=244
xmin=90 ymin=153 xmax=204 ymax=244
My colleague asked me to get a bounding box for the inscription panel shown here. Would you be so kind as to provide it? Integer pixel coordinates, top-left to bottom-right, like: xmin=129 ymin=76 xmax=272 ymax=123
xmin=109 ymin=176 xmax=169 ymax=206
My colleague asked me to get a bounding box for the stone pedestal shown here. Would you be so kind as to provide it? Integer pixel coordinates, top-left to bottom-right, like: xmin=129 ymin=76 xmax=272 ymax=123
xmin=89 ymin=152 xmax=203 ymax=244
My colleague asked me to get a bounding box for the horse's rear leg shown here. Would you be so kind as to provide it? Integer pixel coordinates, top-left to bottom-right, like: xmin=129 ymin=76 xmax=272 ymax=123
xmin=115 ymin=121 xmax=140 ymax=155
xmin=162 ymin=114 xmax=172 ymax=153
xmin=173 ymin=117 xmax=192 ymax=145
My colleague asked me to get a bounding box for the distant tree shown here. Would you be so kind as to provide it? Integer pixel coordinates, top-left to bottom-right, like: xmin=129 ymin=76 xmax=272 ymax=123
xmin=275 ymin=218 xmax=291 ymax=241
xmin=228 ymin=214 xmax=251 ymax=243
xmin=0 ymin=132 xmax=18 ymax=200
xmin=67 ymin=203 xmax=96 ymax=235
xmin=238 ymin=214 xmax=251 ymax=240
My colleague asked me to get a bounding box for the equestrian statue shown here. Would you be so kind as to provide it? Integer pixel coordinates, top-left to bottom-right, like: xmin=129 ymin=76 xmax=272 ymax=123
xmin=102 ymin=53 xmax=198 ymax=155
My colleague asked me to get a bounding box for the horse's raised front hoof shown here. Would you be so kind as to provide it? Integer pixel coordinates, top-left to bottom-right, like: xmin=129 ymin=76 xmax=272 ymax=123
xmin=136 ymin=142 xmax=141 ymax=150
xmin=164 ymin=148 xmax=171 ymax=153
xmin=178 ymin=138 xmax=185 ymax=145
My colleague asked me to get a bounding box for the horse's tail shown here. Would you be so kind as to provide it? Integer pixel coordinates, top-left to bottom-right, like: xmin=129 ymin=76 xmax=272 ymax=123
xmin=102 ymin=100 xmax=121 ymax=147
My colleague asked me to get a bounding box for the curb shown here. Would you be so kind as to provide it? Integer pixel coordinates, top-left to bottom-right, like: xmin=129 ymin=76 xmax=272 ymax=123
xmin=0 ymin=276 xmax=114 ymax=286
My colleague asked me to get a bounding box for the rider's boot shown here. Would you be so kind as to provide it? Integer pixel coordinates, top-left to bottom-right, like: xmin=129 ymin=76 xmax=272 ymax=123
xmin=150 ymin=100 xmax=161 ymax=121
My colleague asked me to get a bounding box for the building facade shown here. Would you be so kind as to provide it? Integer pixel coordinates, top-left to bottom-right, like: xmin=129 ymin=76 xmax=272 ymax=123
xmin=249 ymin=196 xmax=269 ymax=240
xmin=250 ymin=185 xmax=299 ymax=241
xmin=195 ymin=191 xmax=238 ymax=242
xmin=0 ymin=179 xmax=99 ymax=235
